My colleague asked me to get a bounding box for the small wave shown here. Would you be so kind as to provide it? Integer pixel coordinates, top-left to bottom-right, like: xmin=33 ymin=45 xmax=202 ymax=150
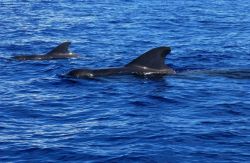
xmin=206 ymin=69 xmax=250 ymax=79
xmin=177 ymin=68 xmax=250 ymax=79
xmin=195 ymin=130 xmax=241 ymax=140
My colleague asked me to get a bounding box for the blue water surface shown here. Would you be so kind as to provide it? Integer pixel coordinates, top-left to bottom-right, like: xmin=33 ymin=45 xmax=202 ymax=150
xmin=0 ymin=1 xmax=250 ymax=162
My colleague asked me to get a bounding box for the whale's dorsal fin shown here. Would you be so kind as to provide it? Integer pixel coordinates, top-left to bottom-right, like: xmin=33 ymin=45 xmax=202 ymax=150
xmin=46 ymin=42 xmax=71 ymax=56
xmin=125 ymin=46 xmax=171 ymax=69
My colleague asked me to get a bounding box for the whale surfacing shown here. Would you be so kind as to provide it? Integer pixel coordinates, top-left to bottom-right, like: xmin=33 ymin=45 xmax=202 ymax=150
xmin=66 ymin=46 xmax=175 ymax=78
xmin=12 ymin=42 xmax=78 ymax=61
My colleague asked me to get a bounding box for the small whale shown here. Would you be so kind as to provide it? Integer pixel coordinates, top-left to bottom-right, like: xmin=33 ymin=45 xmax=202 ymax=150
xmin=66 ymin=46 xmax=175 ymax=78
xmin=12 ymin=42 xmax=78 ymax=61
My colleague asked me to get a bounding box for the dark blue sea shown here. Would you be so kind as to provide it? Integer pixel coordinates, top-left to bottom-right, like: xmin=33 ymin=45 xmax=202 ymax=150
xmin=1 ymin=1 xmax=250 ymax=162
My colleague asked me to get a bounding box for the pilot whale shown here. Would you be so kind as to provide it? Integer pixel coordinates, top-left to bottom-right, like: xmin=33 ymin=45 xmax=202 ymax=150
xmin=66 ymin=46 xmax=175 ymax=78
xmin=12 ymin=42 xmax=78 ymax=60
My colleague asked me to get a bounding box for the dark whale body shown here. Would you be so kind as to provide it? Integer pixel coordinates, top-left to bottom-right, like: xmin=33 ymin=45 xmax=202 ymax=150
xmin=12 ymin=42 xmax=78 ymax=61
xmin=67 ymin=46 xmax=175 ymax=78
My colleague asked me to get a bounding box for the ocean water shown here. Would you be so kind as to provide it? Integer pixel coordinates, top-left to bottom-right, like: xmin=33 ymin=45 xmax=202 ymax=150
xmin=0 ymin=1 xmax=250 ymax=162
